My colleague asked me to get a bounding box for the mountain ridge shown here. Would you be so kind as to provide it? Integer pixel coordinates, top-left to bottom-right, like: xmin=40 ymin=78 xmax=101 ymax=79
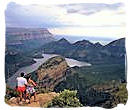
xmin=6 ymin=27 xmax=55 ymax=52
xmin=37 ymin=37 xmax=125 ymax=65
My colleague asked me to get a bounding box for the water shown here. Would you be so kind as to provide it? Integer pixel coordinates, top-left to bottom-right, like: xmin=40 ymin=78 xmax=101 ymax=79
xmin=7 ymin=54 xmax=91 ymax=88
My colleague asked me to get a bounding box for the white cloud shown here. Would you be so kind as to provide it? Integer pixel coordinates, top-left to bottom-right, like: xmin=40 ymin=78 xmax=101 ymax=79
xmin=5 ymin=2 xmax=126 ymax=38
xmin=49 ymin=26 xmax=126 ymax=38
xmin=49 ymin=3 xmax=126 ymax=38
xmin=8 ymin=0 xmax=125 ymax=5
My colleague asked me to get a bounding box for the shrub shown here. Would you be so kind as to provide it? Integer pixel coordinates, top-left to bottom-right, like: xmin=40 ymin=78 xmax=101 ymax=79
xmin=5 ymin=85 xmax=19 ymax=100
xmin=112 ymin=83 xmax=128 ymax=105
xmin=47 ymin=89 xmax=82 ymax=107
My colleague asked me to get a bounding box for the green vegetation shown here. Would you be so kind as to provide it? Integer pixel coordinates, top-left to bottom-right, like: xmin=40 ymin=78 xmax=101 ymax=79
xmin=54 ymin=64 xmax=126 ymax=108
xmin=35 ymin=86 xmax=53 ymax=94
xmin=55 ymin=64 xmax=125 ymax=91
xmin=111 ymin=83 xmax=128 ymax=106
xmin=40 ymin=38 xmax=125 ymax=65
xmin=39 ymin=56 xmax=66 ymax=69
xmin=47 ymin=89 xmax=82 ymax=107
xmin=5 ymin=50 xmax=36 ymax=81
xmin=5 ymin=36 xmax=127 ymax=108
xmin=5 ymin=86 xmax=19 ymax=101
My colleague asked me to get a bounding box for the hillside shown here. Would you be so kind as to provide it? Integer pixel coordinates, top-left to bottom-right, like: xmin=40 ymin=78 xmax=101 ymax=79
xmin=5 ymin=52 xmax=127 ymax=108
xmin=34 ymin=56 xmax=70 ymax=90
xmin=5 ymin=49 xmax=36 ymax=81
xmin=5 ymin=36 xmax=127 ymax=108
xmin=6 ymin=27 xmax=55 ymax=52
xmin=37 ymin=38 xmax=126 ymax=65
xmin=28 ymin=54 xmax=127 ymax=108
xmin=54 ymin=64 xmax=127 ymax=108
xmin=5 ymin=27 xmax=55 ymax=80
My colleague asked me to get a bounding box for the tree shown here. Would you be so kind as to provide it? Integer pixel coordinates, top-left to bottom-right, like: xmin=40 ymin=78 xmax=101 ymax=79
xmin=47 ymin=89 xmax=82 ymax=107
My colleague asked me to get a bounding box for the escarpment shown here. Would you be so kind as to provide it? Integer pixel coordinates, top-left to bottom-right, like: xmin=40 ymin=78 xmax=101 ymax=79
xmin=36 ymin=56 xmax=70 ymax=90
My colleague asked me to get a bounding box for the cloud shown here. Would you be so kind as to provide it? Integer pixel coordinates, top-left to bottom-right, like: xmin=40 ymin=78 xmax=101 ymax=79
xmin=49 ymin=26 xmax=126 ymax=38
xmin=5 ymin=2 xmax=125 ymax=28
xmin=5 ymin=2 xmax=126 ymax=38
xmin=58 ymin=3 xmax=123 ymax=15
xmin=5 ymin=2 xmax=64 ymax=28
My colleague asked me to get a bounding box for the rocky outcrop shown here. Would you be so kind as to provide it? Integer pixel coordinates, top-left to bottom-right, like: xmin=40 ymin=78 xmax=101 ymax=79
xmin=37 ymin=56 xmax=70 ymax=90
xmin=6 ymin=92 xmax=58 ymax=107
xmin=6 ymin=27 xmax=55 ymax=53
xmin=6 ymin=27 xmax=54 ymax=43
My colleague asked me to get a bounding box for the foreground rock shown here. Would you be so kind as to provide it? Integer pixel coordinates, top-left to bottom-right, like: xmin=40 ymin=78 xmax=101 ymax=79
xmin=7 ymin=92 xmax=58 ymax=107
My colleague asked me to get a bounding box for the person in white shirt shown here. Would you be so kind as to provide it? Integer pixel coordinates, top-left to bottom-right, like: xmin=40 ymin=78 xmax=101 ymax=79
xmin=16 ymin=72 xmax=27 ymax=102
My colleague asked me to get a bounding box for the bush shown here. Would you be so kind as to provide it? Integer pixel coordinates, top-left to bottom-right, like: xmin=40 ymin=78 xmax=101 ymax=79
xmin=47 ymin=89 xmax=82 ymax=107
xmin=35 ymin=86 xmax=53 ymax=94
xmin=5 ymin=85 xmax=19 ymax=100
xmin=112 ymin=83 xmax=128 ymax=105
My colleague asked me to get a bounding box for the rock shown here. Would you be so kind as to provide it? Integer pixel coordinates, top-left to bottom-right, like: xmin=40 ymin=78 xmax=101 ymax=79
xmin=37 ymin=56 xmax=69 ymax=90
xmin=7 ymin=92 xmax=58 ymax=107
xmin=8 ymin=97 xmax=18 ymax=104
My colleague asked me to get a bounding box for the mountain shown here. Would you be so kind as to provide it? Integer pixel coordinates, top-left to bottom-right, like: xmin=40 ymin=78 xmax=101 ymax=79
xmin=54 ymin=64 xmax=127 ymax=108
xmin=5 ymin=49 xmax=36 ymax=81
xmin=5 ymin=55 xmax=127 ymax=108
xmin=30 ymin=54 xmax=126 ymax=108
xmin=40 ymin=38 xmax=73 ymax=56
xmin=5 ymin=27 xmax=56 ymax=79
xmin=94 ymin=42 xmax=103 ymax=48
xmin=54 ymin=35 xmax=115 ymax=45
xmin=5 ymin=33 xmax=127 ymax=108
xmin=6 ymin=27 xmax=54 ymax=43
xmin=73 ymin=40 xmax=95 ymax=47
xmin=57 ymin=38 xmax=71 ymax=46
xmin=38 ymin=37 xmax=126 ymax=65
xmin=33 ymin=56 xmax=70 ymax=90
xmin=6 ymin=27 xmax=55 ymax=52
xmin=102 ymin=38 xmax=126 ymax=57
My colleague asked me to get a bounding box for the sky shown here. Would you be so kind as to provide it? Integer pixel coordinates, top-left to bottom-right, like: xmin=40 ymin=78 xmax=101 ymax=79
xmin=5 ymin=2 xmax=126 ymax=38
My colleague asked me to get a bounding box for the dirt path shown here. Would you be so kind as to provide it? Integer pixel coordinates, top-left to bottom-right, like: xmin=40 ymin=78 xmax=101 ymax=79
xmin=7 ymin=92 xmax=58 ymax=107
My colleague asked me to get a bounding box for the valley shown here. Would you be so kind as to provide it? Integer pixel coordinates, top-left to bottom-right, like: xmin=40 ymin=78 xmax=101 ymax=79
xmin=7 ymin=54 xmax=91 ymax=88
xmin=5 ymin=27 xmax=127 ymax=108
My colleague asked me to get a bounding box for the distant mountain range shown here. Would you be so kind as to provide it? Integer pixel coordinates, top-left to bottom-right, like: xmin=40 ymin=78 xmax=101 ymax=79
xmin=5 ymin=27 xmax=127 ymax=108
xmin=38 ymin=37 xmax=126 ymax=65
xmin=55 ymin=35 xmax=116 ymax=44
xmin=6 ymin=27 xmax=55 ymax=52
xmin=5 ymin=27 xmax=126 ymax=81
xmin=5 ymin=27 xmax=55 ymax=80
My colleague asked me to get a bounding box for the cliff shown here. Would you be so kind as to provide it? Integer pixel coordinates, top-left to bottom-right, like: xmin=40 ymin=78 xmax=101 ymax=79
xmin=6 ymin=27 xmax=55 ymax=53
xmin=6 ymin=27 xmax=54 ymax=42
xmin=36 ymin=56 xmax=70 ymax=90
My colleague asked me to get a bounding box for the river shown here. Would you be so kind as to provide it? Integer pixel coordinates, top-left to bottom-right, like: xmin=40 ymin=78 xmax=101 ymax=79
xmin=7 ymin=54 xmax=91 ymax=88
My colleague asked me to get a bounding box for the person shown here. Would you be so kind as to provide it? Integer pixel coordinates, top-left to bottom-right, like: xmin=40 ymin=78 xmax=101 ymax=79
xmin=16 ymin=72 xmax=27 ymax=103
xmin=26 ymin=74 xmax=37 ymax=103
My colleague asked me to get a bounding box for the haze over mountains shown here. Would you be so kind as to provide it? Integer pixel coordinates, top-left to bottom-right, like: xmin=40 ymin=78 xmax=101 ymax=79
xmin=5 ymin=1 xmax=127 ymax=107
xmin=6 ymin=27 xmax=55 ymax=52
xmin=5 ymin=27 xmax=126 ymax=79
xmin=5 ymin=27 xmax=55 ymax=79
xmin=5 ymin=27 xmax=127 ymax=108
xmin=5 ymin=27 xmax=126 ymax=66
xmin=55 ymin=35 xmax=117 ymax=45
